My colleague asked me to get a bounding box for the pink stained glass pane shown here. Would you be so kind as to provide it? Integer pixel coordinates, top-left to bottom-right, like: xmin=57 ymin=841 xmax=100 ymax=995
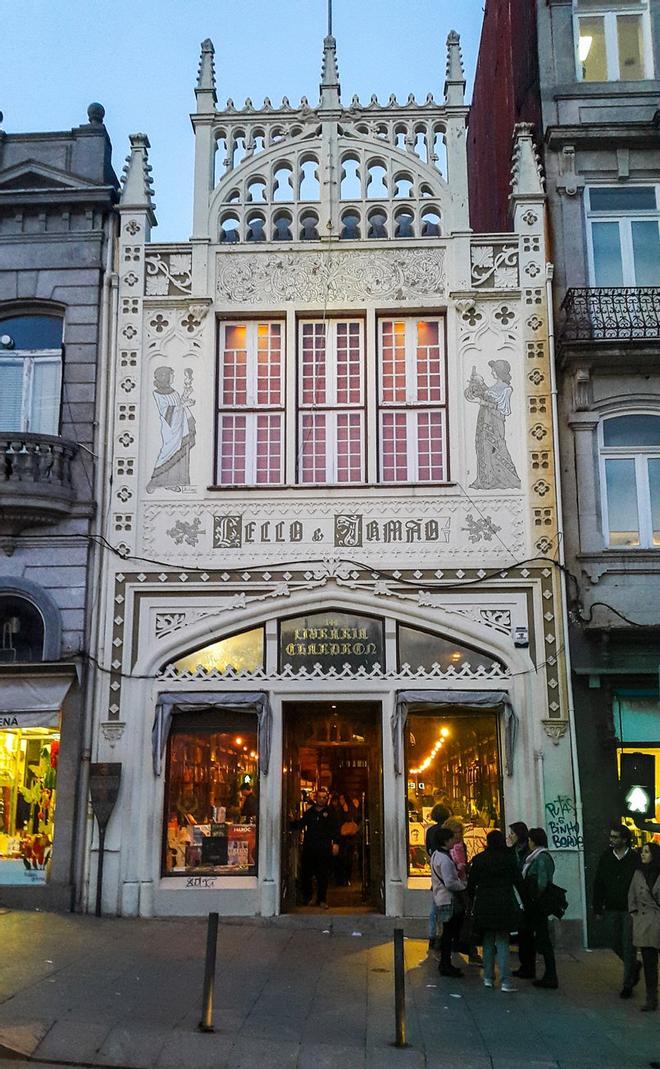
xmin=299 ymin=413 xmax=327 ymax=483
xmin=417 ymin=410 xmax=446 ymax=481
xmin=222 ymin=326 xmax=248 ymax=405
xmin=336 ymin=322 xmax=363 ymax=406
xmin=415 ymin=321 xmax=443 ymax=403
xmin=256 ymin=323 xmax=282 ymax=406
xmin=380 ymin=320 xmax=406 ymax=404
xmin=336 ymin=412 xmax=363 ymax=483
xmin=255 ymin=413 xmax=282 ymax=485
xmin=300 ymin=322 xmax=326 ymax=405
xmin=380 ymin=411 xmax=408 ymax=482
xmin=219 ymin=414 xmax=247 ymax=484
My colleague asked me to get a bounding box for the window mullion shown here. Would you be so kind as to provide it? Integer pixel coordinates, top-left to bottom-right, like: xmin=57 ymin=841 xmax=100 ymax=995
xmin=605 ymin=13 xmax=619 ymax=79
xmin=637 ymin=453 xmax=653 ymax=547
xmin=23 ymin=357 xmax=33 ymax=432
xmin=405 ymin=320 xmax=417 ymax=404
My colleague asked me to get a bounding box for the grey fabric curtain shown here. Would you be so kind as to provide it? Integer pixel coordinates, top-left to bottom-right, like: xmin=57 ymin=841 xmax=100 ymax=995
xmin=152 ymin=691 xmax=273 ymax=776
xmin=392 ymin=689 xmax=518 ymax=777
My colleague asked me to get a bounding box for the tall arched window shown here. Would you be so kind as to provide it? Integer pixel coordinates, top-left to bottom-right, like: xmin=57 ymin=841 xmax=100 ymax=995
xmin=0 ymin=315 xmax=63 ymax=435
xmin=600 ymin=413 xmax=660 ymax=547
xmin=0 ymin=595 xmax=45 ymax=663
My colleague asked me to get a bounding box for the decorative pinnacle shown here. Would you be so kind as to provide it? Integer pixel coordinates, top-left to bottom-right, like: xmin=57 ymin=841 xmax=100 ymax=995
xmin=120 ymin=133 xmax=157 ymax=223
xmin=510 ymin=122 xmax=545 ymax=199
xmin=196 ymin=38 xmax=217 ymax=107
xmin=444 ymin=30 xmax=465 ymax=105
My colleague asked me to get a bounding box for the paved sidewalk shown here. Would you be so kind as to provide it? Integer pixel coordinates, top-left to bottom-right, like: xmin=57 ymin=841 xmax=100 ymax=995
xmin=0 ymin=910 xmax=658 ymax=1069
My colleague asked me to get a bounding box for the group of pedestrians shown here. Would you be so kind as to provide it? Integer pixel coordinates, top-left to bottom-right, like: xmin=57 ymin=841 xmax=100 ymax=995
xmin=429 ymin=815 xmax=557 ymax=991
xmin=428 ymin=813 xmax=660 ymax=1009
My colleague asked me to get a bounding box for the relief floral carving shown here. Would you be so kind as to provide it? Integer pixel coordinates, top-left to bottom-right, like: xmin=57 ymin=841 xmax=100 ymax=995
xmin=470 ymin=244 xmax=519 ymax=289
xmin=145 ymin=252 xmax=193 ymax=296
xmin=217 ymin=249 xmax=446 ymax=302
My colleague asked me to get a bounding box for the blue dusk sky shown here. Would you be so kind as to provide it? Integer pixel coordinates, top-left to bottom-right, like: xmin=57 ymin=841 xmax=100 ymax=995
xmin=3 ymin=1 xmax=485 ymax=240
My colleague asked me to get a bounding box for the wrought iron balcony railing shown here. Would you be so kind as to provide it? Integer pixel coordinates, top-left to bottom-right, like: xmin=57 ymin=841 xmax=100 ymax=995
xmin=0 ymin=434 xmax=78 ymax=547
xmin=560 ymin=287 xmax=660 ymax=343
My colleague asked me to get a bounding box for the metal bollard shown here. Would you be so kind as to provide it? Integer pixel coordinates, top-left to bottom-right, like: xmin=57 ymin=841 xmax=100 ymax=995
xmin=393 ymin=927 xmax=407 ymax=1048
xmin=199 ymin=911 xmax=219 ymax=1033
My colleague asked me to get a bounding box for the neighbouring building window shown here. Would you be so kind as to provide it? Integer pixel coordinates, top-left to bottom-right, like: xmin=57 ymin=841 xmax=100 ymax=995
xmin=0 ymin=723 xmax=59 ymax=885
xmin=575 ymin=1 xmax=652 ymax=81
xmin=586 ymin=186 xmax=660 ymax=286
xmin=298 ymin=320 xmax=365 ymax=484
xmin=0 ymin=597 xmax=45 ymax=663
xmin=600 ymin=413 xmax=660 ymax=547
xmin=613 ymin=690 xmax=660 ymax=842
xmin=163 ymin=711 xmax=258 ymax=877
xmin=216 ymin=321 xmax=284 ymax=485
xmin=378 ymin=318 xmax=447 ymax=482
xmin=405 ymin=711 xmax=502 ymax=876
xmin=0 ymin=315 xmax=63 ymax=435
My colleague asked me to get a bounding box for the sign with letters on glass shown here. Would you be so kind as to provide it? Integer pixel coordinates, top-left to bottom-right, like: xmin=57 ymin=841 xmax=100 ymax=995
xmin=280 ymin=611 xmax=384 ymax=673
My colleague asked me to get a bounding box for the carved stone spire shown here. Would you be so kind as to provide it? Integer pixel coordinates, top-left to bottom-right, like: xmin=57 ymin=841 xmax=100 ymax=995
xmin=444 ymin=30 xmax=465 ymax=106
xmin=320 ymin=2 xmax=341 ymax=110
xmin=196 ymin=38 xmax=217 ymax=111
xmin=120 ymin=133 xmax=157 ymax=226
xmin=510 ymin=122 xmax=545 ymax=199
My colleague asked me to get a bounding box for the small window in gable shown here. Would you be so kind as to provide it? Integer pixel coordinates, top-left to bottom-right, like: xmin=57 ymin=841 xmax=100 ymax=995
xmin=219 ymin=214 xmax=240 ymax=243
xmin=341 ymin=157 xmax=361 ymax=200
xmin=0 ymin=314 xmax=63 ymax=435
xmin=272 ymin=163 xmax=294 ymax=202
xmin=299 ymin=158 xmax=320 ymax=201
xmin=247 ymin=178 xmax=267 ymax=203
xmin=393 ymin=173 xmax=414 ymax=199
xmin=366 ymin=162 xmax=388 ymax=199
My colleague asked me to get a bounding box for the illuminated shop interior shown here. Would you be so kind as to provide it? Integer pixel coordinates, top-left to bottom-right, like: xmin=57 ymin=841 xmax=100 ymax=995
xmin=0 ymin=728 xmax=59 ymax=886
xmin=405 ymin=711 xmax=502 ymax=876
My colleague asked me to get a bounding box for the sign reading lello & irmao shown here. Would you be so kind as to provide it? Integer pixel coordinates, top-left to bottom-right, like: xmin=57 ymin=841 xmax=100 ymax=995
xmin=212 ymin=512 xmax=450 ymax=550
xmin=280 ymin=612 xmax=384 ymax=673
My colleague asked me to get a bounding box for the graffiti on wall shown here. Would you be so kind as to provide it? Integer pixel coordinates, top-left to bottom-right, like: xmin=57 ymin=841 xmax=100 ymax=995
xmin=544 ymin=794 xmax=583 ymax=850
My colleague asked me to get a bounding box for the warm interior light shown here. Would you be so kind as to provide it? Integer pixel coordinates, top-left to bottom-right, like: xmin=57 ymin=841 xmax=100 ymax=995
xmin=440 ymin=727 xmax=449 ymax=737
xmin=449 ymin=651 xmax=462 ymax=663
xmin=235 ymin=737 xmax=243 ymax=746
xmin=579 ymin=35 xmax=593 ymax=62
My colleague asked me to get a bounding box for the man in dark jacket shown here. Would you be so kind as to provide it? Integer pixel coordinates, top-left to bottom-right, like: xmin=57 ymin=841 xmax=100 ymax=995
xmin=292 ymin=788 xmax=339 ymax=909
xmin=593 ymin=824 xmax=641 ymax=997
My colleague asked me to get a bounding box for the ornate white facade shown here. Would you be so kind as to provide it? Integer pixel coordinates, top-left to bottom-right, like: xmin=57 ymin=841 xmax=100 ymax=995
xmin=87 ymin=29 xmax=583 ymax=926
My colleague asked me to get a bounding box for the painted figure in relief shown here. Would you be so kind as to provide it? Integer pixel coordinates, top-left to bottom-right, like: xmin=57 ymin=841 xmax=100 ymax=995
xmin=464 ymin=360 xmax=520 ymax=490
xmin=147 ymin=366 xmax=196 ymax=492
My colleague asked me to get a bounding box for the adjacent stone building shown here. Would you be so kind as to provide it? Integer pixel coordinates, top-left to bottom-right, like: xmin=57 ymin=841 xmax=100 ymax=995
xmin=0 ymin=107 xmax=118 ymax=909
xmin=86 ymin=26 xmax=584 ymax=930
xmin=470 ymin=0 xmax=660 ymax=942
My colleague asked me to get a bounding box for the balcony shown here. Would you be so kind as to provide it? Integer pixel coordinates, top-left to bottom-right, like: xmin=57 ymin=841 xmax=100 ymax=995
xmin=0 ymin=434 xmax=78 ymax=550
xmin=560 ymin=287 xmax=660 ymax=343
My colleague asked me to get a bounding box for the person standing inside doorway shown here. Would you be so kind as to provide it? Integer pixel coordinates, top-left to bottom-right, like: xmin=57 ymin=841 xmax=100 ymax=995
xmin=291 ymin=788 xmax=339 ymax=909
xmin=593 ymin=824 xmax=641 ymax=998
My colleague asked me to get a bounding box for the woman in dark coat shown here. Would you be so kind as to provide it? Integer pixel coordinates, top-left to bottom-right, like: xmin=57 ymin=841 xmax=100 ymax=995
xmin=467 ymin=829 xmax=524 ymax=991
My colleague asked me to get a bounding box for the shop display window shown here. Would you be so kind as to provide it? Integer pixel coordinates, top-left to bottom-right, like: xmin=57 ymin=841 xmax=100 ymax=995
xmin=398 ymin=624 xmax=505 ymax=674
xmin=614 ymin=690 xmax=660 ymax=845
xmin=171 ymin=626 xmax=264 ymax=675
xmin=163 ymin=711 xmax=258 ymax=877
xmin=404 ymin=711 xmax=502 ymax=876
xmin=0 ymin=727 xmax=59 ymax=885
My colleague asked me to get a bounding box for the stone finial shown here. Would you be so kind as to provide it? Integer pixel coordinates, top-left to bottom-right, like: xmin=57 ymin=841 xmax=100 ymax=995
xmin=510 ymin=122 xmax=545 ymax=198
xmin=444 ymin=30 xmax=465 ymax=105
xmin=120 ymin=133 xmax=157 ymax=224
xmin=196 ymin=38 xmax=217 ymax=109
xmin=320 ymin=33 xmax=341 ymax=108
xmin=87 ymin=102 xmax=105 ymax=125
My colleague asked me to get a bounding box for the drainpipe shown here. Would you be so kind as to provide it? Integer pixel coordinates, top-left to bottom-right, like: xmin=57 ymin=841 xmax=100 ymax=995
xmin=546 ymin=262 xmax=588 ymax=947
xmin=73 ymin=209 xmax=118 ymax=911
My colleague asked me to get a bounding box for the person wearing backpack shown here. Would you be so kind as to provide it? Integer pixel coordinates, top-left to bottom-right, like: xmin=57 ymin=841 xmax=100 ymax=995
xmin=431 ymin=826 xmax=468 ymax=977
xmin=519 ymin=827 xmax=559 ymax=989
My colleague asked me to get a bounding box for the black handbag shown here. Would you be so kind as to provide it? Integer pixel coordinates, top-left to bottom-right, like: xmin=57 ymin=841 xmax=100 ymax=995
xmin=539 ymin=882 xmax=568 ymax=919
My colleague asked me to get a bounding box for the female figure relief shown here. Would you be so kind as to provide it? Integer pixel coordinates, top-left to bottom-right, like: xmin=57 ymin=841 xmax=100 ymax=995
xmin=464 ymin=359 xmax=520 ymax=490
xmin=147 ymin=366 xmax=196 ymax=492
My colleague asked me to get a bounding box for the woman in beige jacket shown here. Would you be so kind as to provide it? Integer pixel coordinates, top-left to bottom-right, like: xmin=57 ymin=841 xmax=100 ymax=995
xmin=628 ymin=841 xmax=660 ymax=1012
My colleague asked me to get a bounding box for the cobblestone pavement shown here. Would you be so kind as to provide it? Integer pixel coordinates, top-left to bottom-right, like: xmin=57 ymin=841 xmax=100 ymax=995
xmin=0 ymin=911 xmax=658 ymax=1069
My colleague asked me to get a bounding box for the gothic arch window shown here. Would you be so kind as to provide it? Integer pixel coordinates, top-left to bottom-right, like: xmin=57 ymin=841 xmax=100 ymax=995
xmin=246 ymin=178 xmax=267 ymax=203
xmin=298 ymin=158 xmax=320 ymax=201
xmin=340 ymin=156 xmax=361 ymax=200
xmin=231 ymin=133 xmax=247 ymax=168
xmin=272 ymin=163 xmax=294 ymax=202
xmin=394 ymin=208 xmax=415 ymax=238
xmin=170 ymin=626 xmax=265 ymax=675
xmin=219 ymin=213 xmax=240 ymax=243
xmin=299 ymin=210 xmax=320 ymax=241
xmin=367 ymin=209 xmax=388 ymax=238
xmin=246 ymin=212 xmax=266 ymax=242
xmin=366 ymin=160 xmax=388 ymax=199
xmin=340 ymin=209 xmax=361 ymax=240
xmin=600 ymin=412 xmax=660 ymax=547
xmin=414 ymin=128 xmax=429 ymax=163
xmin=393 ymin=173 xmax=414 ymax=199
xmin=273 ymin=210 xmax=293 ymax=241
xmin=0 ymin=313 xmax=63 ymax=435
xmin=421 ymin=208 xmax=442 ymax=237
xmin=398 ymin=623 xmax=506 ymax=673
